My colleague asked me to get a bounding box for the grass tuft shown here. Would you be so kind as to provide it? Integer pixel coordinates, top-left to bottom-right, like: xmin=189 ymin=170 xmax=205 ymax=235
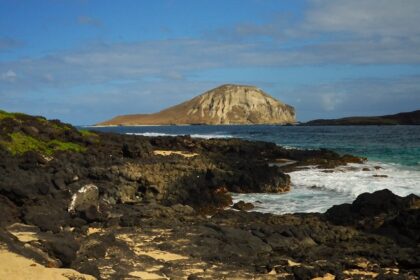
xmin=0 ymin=110 xmax=27 ymax=120
xmin=48 ymin=139 xmax=86 ymax=153
xmin=79 ymin=129 xmax=98 ymax=137
xmin=0 ymin=132 xmax=86 ymax=155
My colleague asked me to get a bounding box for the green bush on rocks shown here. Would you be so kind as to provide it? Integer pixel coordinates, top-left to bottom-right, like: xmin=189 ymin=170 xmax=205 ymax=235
xmin=79 ymin=129 xmax=97 ymax=137
xmin=0 ymin=132 xmax=85 ymax=155
xmin=0 ymin=110 xmax=27 ymax=121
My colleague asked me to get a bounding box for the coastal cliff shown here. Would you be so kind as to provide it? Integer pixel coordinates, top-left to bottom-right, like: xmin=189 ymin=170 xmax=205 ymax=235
xmin=0 ymin=110 xmax=419 ymax=279
xmin=99 ymin=84 xmax=296 ymax=125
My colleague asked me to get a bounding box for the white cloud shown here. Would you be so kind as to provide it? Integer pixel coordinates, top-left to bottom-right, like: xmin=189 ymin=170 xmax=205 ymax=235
xmin=281 ymin=75 xmax=420 ymax=120
xmin=305 ymin=0 xmax=420 ymax=37
xmin=1 ymin=37 xmax=419 ymax=94
xmin=214 ymin=0 xmax=420 ymax=65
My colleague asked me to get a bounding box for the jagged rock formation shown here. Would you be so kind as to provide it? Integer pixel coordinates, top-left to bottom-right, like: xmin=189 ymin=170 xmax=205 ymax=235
xmin=99 ymin=84 xmax=296 ymax=125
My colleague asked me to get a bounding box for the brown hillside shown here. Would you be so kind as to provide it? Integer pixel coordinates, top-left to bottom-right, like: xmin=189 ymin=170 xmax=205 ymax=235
xmin=98 ymin=84 xmax=295 ymax=125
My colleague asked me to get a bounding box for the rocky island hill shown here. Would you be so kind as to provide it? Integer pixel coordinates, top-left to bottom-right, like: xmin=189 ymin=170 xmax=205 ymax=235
xmin=99 ymin=84 xmax=296 ymax=126
xmin=0 ymin=110 xmax=419 ymax=279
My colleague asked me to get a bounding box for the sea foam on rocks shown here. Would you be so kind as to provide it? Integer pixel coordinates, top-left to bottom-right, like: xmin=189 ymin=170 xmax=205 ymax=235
xmin=233 ymin=161 xmax=420 ymax=214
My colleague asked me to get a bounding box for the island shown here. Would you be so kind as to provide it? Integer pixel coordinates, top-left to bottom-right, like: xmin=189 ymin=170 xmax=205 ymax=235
xmin=304 ymin=110 xmax=420 ymax=125
xmin=98 ymin=84 xmax=296 ymax=126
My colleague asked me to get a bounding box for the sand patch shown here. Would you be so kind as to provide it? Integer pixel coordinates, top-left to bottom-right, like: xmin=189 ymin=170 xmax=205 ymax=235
xmin=7 ymin=223 xmax=40 ymax=243
xmin=287 ymin=259 xmax=301 ymax=267
xmin=133 ymin=247 xmax=188 ymax=262
xmin=129 ymin=271 xmax=168 ymax=279
xmin=277 ymin=273 xmax=293 ymax=278
xmin=146 ymin=265 xmax=164 ymax=272
xmin=9 ymin=231 xmax=39 ymax=243
xmin=154 ymin=150 xmax=198 ymax=158
xmin=344 ymin=269 xmax=378 ymax=278
xmin=183 ymin=268 xmax=205 ymax=274
xmin=117 ymin=233 xmax=135 ymax=243
xmin=87 ymin=227 xmax=104 ymax=235
xmin=117 ymin=233 xmax=188 ymax=262
xmin=384 ymin=268 xmax=399 ymax=274
xmin=0 ymin=249 xmax=95 ymax=280
xmin=312 ymin=273 xmax=336 ymax=280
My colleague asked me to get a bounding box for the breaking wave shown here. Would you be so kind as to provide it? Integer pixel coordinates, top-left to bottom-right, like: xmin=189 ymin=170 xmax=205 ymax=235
xmin=126 ymin=132 xmax=232 ymax=139
xmin=233 ymin=161 xmax=420 ymax=214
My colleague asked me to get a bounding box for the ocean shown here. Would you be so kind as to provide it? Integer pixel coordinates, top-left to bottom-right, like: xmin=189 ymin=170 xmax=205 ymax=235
xmin=88 ymin=125 xmax=420 ymax=214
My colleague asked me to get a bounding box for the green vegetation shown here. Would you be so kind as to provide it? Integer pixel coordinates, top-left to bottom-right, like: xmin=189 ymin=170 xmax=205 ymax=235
xmin=43 ymin=119 xmax=73 ymax=131
xmin=50 ymin=122 xmax=72 ymax=131
xmin=48 ymin=139 xmax=86 ymax=153
xmin=35 ymin=116 xmax=48 ymax=123
xmin=1 ymin=110 xmax=71 ymax=131
xmin=1 ymin=132 xmax=46 ymax=155
xmin=0 ymin=132 xmax=86 ymax=155
xmin=0 ymin=110 xmax=89 ymax=155
xmin=0 ymin=110 xmax=27 ymax=121
xmin=79 ymin=129 xmax=97 ymax=137
xmin=79 ymin=129 xmax=100 ymax=143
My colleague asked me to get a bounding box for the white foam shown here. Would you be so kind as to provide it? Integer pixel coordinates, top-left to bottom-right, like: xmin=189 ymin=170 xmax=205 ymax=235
xmin=126 ymin=132 xmax=232 ymax=139
xmin=289 ymin=162 xmax=420 ymax=198
xmin=276 ymin=144 xmax=307 ymax=150
xmin=232 ymin=161 xmax=420 ymax=214
xmin=232 ymin=188 xmax=351 ymax=214
xmin=190 ymin=134 xmax=232 ymax=139
xmin=127 ymin=132 xmax=177 ymax=137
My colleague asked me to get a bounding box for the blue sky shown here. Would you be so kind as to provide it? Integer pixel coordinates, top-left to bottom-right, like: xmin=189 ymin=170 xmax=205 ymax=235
xmin=1 ymin=0 xmax=420 ymax=124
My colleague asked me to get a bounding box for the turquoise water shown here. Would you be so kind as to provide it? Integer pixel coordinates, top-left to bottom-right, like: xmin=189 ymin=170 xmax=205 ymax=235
xmin=89 ymin=125 xmax=420 ymax=213
xmin=89 ymin=125 xmax=420 ymax=166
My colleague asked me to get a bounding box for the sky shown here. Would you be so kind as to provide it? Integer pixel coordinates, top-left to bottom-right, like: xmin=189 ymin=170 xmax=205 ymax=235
xmin=1 ymin=0 xmax=420 ymax=124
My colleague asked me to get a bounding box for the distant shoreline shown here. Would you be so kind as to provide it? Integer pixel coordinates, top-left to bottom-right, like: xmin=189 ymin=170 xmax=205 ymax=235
xmin=303 ymin=109 xmax=420 ymax=126
xmin=83 ymin=123 xmax=420 ymax=128
xmin=86 ymin=123 xmax=299 ymax=127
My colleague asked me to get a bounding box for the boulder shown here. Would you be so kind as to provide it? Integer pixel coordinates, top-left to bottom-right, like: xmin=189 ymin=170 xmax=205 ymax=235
xmin=68 ymin=184 xmax=99 ymax=214
xmin=233 ymin=201 xmax=255 ymax=211
xmin=122 ymin=141 xmax=152 ymax=158
xmin=23 ymin=201 xmax=70 ymax=233
xmin=325 ymin=189 xmax=420 ymax=239
xmin=42 ymin=233 xmax=80 ymax=266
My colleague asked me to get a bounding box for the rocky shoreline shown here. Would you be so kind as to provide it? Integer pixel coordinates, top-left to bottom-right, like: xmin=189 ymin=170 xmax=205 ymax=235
xmin=0 ymin=111 xmax=419 ymax=279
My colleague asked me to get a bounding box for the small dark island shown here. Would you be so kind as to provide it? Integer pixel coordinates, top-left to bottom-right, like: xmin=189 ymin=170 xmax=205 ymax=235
xmin=304 ymin=109 xmax=420 ymax=126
